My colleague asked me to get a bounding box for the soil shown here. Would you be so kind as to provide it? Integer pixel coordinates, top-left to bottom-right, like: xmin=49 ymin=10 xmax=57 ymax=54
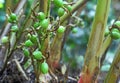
xmin=0 ymin=61 xmax=109 ymax=83
xmin=0 ymin=61 xmax=79 ymax=83
xmin=0 ymin=51 xmax=113 ymax=83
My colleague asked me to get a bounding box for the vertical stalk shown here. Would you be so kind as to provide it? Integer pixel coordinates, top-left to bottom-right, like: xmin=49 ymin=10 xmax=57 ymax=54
xmin=36 ymin=0 xmax=51 ymax=82
xmin=48 ymin=0 xmax=87 ymax=72
xmin=80 ymin=0 xmax=111 ymax=83
xmin=5 ymin=0 xmax=12 ymax=14
xmin=104 ymin=44 xmax=120 ymax=83
xmin=40 ymin=0 xmax=51 ymax=56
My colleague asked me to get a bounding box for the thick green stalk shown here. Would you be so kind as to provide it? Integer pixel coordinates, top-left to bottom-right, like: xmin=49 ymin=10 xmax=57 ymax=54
xmin=80 ymin=0 xmax=111 ymax=82
xmin=104 ymin=44 xmax=120 ymax=83
xmin=48 ymin=0 xmax=87 ymax=72
xmin=49 ymin=34 xmax=63 ymax=69
xmin=5 ymin=0 xmax=12 ymax=14
xmin=84 ymin=0 xmax=111 ymax=65
xmin=100 ymin=35 xmax=112 ymax=57
xmin=40 ymin=0 xmax=51 ymax=57
xmin=36 ymin=0 xmax=51 ymax=82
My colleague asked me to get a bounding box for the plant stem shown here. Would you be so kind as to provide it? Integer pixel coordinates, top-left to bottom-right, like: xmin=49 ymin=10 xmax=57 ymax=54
xmin=104 ymin=44 xmax=120 ymax=83
xmin=0 ymin=1 xmax=39 ymax=75
xmin=48 ymin=0 xmax=87 ymax=71
xmin=100 ymin=35 xmax=112 ymax=57
xmin=60 ymin=0 xmax=87 ymax=24
xmin=0 ymin=0 xmax=27 ymax=43
xmin=80 ymin=0 xmax=111 ymax=82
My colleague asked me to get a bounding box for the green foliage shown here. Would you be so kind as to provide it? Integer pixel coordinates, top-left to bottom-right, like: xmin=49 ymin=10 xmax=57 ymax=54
xmin=37 ymin=12 xmax=46 ymax=21
xmin=53 ymin=0 xmax=63 ymax=8
xmin=10 ymin=13 xmax=17 ymax=21
xmin=7 ymin=13 xmax=18 ymax=23
xmin=23 ymin=48 xmax=30 ymax=57
xmin=1 ymin=36 xmax=9 ymax=44
xmin=65 ymin=5 xmax=72 ymax=12
xmin=40 ymin=61 xmax=49 ymax=74
xmin=0 ymin=3 xmax=3 ymax=8
xmin=114 ymin=21 xmax=120 ymax=27
xmin=40 ymin=19 xmax=49 ymax=29
xmin=57 ymin=26 xmax=65 ymax=33
xmin=105 ymin=28 xmax=110 ymax=36
xmin=30 ymin=34 xmax=37 ymax=43
xmin=8 ymin=17 xmax=13 ymax=23
xmin=24 ymin=39 xmax=34 ymax=47
xmin=111 ymin=30 xmax=120 ymax=39
xmin=58 ymin=7 xmax=65 ymax=17
xmin=33 ymin=50 xmax=43 ymax=60
xmin=72 ymin=28 xmax=78 ymax=33
xmin=11 ymin=25 xmax=19 ymax=32
xmin=33 ymin=22 xmax=40 ymax=28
